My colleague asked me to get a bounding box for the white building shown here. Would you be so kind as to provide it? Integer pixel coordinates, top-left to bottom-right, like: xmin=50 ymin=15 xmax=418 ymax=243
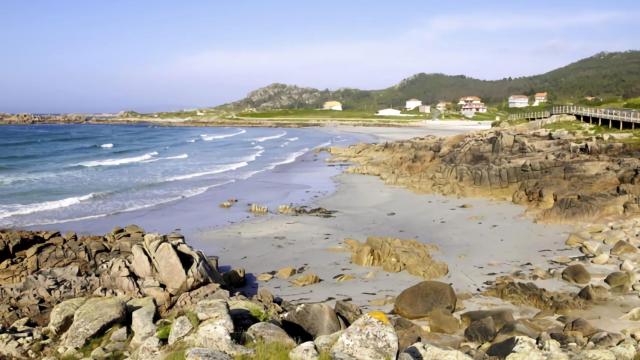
xmin=508 ymin=95 xmax=529 ymax=108
xmin=376 ymin=108 xmax=402 ymax=116
xmin=322 ymin=101 xmax=343 ymax=111
xmin=418 ymin=105 xmax=431 ymax=113
xmin=533 ymin=92 xmax=547 ymax=106
xmin=405 ymin=98 xmax=422 ymax=110
xmin=460 ymin=102 xmax=487 ymax=117
xmin=458 ymin=96 xmax=482 ymax=105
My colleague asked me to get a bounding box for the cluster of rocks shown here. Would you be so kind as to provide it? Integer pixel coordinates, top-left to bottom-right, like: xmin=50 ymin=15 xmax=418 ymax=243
xmin=247 ymin=203 xmax=336 ymax=217
xmin=0 ymin=113 xmax=91 ymax=124
xmin=345 ymin=237 xmax=449 ymax=280
xmin=329 ymin=117 xmax=640 ymax=223
xmin=3 ymin=225 xmax=640 ymax=359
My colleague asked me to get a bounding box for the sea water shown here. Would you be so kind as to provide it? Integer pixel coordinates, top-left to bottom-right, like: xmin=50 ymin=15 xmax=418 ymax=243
xmin=0 ymin=124 xmax=355 ymax=229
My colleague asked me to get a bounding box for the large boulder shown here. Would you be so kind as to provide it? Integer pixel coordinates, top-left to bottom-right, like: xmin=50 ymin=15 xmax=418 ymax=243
xmin=246 ymin=322 xmax=295 ymax=347
xmin=48 ymin=297 xmax=87 ymax=336
xmin=605 ymin=271 xmax=633 ymax=292
xmin=394 ymin=281 xmax=457 ymax=319
xmin=460 ymin=309 xmax=514 ymax=330
xmin=561 ymin=264 xmax=591 ymax=284
xmin=169 ymin=315 xmax=194 ymax=345
xmin=283 ymin=303 xmax=343 ymax=339
xmin=331 ymin=312 xmax=398 ymax=360
xmin=61 ymin=297 xmax=127 ymax=348
xmin=154 ymin=242 xmax=188 ymax=294
xmin=464 ymin=316 xmax=496 ymax=343
xmin=129 ymin=297 xmax=157 ymax=348
xmin=334 ymin=300 xmax=362 ymax=325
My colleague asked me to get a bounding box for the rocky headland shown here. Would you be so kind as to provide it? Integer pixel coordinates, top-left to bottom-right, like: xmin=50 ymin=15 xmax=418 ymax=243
xmin=329 ymin=116 xmax=640 ymax=224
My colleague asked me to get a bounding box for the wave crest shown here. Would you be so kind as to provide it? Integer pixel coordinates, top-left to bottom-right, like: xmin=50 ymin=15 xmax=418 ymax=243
xmin=0 ymin=193 xmax=99 ymax=219
xmin=200 ymin=129 xmax=246 ymax=141
xmin=252 ymin=131 xmax=287 ymax=142
xmin=78 ymin=152 xmax=158 ymax=167
xmin=165 ymin=161 xmax=248 ymax=182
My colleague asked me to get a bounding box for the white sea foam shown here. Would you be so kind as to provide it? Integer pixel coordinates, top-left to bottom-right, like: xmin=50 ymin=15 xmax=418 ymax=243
xmin=100 ymin=143 xmax=114 ymax=148
xmin=314 ymin=141 xmax=332 ymax=149
xmin=252 ymin=131 xmax=287 ymax=142
xmin=266 ymin=148 xmax=309 ymax=170
xmin=165 ymin=162 xmax=248 ymax=182
xmin=141 ymin=153 xmax=189 ymax=163
xmin=187 ymin=139 xmax=197 ymax=143
xmin=165 ymin=154 xmax=189 ymax=160
xmin=78 ymin=152 xmax=158 ymax=167
xmin=240 ymin=146 xmax=265 ymax=162
xmin=200 ymin=129 xmax=246 ymax=141
xmin=0 ymin=193 xmax=99 ymax=219
xmin=24 ymin=180 xmax=236 ymax=226
xmin=287 ymin=137 xmax=299 ymax=142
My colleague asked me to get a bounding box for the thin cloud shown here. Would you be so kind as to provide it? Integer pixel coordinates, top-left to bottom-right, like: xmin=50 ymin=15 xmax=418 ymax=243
xmin=151 ymin=9 xmax=635 ymax=96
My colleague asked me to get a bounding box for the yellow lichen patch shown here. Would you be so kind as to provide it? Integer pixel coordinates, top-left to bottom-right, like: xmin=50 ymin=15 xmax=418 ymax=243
xmin=368 ymin=311 xmax=389 ymax=324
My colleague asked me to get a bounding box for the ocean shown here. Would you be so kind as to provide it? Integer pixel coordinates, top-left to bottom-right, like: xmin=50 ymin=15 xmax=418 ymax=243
xmin=0 ymin=124 xmax=362 ymax=231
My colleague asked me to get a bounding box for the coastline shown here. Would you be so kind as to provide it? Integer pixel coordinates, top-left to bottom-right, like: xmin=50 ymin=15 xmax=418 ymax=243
xmin=193 ymin=171 xmax=572 ymax=305
xmin=5 ymin=120 xmax=640 ymax=358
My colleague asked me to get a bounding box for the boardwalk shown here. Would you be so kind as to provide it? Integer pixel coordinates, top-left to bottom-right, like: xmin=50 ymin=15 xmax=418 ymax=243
xmin=508 ymin=105 xmax=640 ymax=129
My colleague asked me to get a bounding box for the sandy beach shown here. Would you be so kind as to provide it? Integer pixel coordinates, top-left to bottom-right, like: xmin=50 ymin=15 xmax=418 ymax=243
xmin=191 ymin=122 xmax=574 ymax=311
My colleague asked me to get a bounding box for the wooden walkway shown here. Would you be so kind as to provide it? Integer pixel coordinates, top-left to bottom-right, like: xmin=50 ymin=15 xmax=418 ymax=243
xmin=508 ymin=105 xmax=640 ymax=129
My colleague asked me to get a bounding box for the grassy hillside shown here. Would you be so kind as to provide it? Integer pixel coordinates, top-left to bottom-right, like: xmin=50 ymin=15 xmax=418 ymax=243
xmin=219 ymin=51 xmax=640 ymax=111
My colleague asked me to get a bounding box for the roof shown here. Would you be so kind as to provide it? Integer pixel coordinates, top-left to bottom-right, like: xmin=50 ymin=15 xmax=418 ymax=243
xmin=534 ymin=92 xmax=548 ymax=97
xmin=324 ymin=100 xmax=342 ymax=106
xmin=460 ymin=96 xmax=481 ymax=101
xmin=462 ymin=103 xmax=486 ymax=109
xmin=509 ymin=95 xmax=529 ymax=100
xmin=407 ymin=98 xmax=421 ymax=102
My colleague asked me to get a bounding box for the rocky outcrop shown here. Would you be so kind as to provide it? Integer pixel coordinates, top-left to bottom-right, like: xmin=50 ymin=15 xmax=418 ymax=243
xmin=0 ymin=227 xmax=224 ymax=328
xmin=345 ymin=237 xmax=448 ymax=280
xmin=329 ymin=124 xmax=640 ymax=223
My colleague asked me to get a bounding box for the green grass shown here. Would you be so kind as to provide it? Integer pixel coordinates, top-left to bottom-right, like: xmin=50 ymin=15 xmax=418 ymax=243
xmin=235 ymin=341 xmax=294 ymax=360
xmin=164 ymin=349 xmax=186 ymax=360
xmin=248 ymin=307 xmax=270 ymax=322
xmin=156 ymin=322 xmax=172 ymax=341
xmin=184 ymin=310 xmax=200 ymax=328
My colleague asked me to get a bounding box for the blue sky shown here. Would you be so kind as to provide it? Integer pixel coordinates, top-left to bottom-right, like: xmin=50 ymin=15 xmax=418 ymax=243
xmin=0 ymin=1 xmax=638 ymax=113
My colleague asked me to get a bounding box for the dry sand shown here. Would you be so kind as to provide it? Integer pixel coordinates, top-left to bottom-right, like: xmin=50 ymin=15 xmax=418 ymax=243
xmin=193 ymin=122 xmax=575 ymax=314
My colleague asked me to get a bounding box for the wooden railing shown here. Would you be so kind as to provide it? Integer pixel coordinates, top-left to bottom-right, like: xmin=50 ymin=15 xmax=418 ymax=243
xmin=507 ymin=106 xmax=640 ymax=124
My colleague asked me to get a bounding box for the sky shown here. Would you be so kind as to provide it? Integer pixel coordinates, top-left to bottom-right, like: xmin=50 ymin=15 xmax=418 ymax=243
xmin=0 ymin=1 xmax=638 ymax=113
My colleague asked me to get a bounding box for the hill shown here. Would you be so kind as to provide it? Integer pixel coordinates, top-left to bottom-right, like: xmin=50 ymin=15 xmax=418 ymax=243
xmin=218 ymin=51 xmax=640 ymax=111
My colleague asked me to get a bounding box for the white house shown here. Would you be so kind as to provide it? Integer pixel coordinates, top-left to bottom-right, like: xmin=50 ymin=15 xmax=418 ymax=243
xmin=458 ymin=96 xmax=482 ymax=105
xmin=405 ymin=98 xmax=422 ymax=110
xmin=376 ymin=108 xmax=402 ymax=116
xmin=533 ymin=92 xmax=547 ymax=106
xmin=418 ymin=105 xmax=431 ymax=113
xmin=322 ymin=101 xmax=343 ymax=111
xmin=460 ymin=102 xmax=487 ymax=117
xmin=508 ymin=95 xmax=529 ymax=108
